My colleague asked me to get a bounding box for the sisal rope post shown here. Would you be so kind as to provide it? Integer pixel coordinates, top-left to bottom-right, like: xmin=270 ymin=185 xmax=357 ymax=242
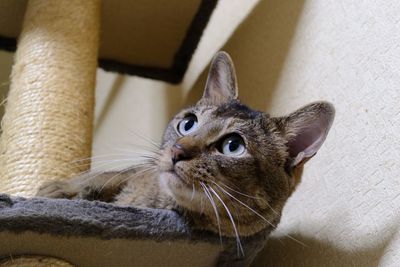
xmin=0 ymin=1 xmax=100 ymax=264
xmin=0 ymin=0 xmax=100 ymax=197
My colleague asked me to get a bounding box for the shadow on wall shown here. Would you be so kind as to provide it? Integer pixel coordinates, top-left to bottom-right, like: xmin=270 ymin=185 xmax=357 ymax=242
xmin=164 ymin=83 xmax=184 ymax=124
xmin=95 ymin=74 xmax=126 ymax=133
xmin=93 ymin=72 xmax=185 ymax=145
xmin=252 ymin=232 xmax=395 ymax=267
xmin=186 ymin=0 xmax=305 ymax=111
xmin=0 ymin=51 xmax=13 ymax=118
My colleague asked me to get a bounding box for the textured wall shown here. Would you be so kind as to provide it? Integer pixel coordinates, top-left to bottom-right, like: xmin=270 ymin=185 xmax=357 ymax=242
xmin=189 ymin=1 xmax=399 ymax=266
xmin=191 ymin=1 xmax=399 ymax=266
xmin=259 ymin=1 xmax=400 ymax=265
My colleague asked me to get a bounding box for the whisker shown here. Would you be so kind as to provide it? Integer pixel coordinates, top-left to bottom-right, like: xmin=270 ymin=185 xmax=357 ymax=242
xmin=86 ymin=160 xmax=151 ymax=174
xmin=208 ymin=185 xmax=244 ymax=257
xmin=120 ymin=166 xmax=158 ymax=183
xmin=65 ymin=153 xmax=156 ymax=175
xmin=217 ymin=180 xmax=278 ymax=215
xmin=200 ymin=182 xmax=223 ymax=246
xmin=212 ymin=181 xmax=307 ymax=247
xmin=218 ymin=181 xmax=270 ymax=202
xmin=116 ymin=168 xmax=158 ymax=188
xmin=98 ymin=165 xmax=158 ymax=194
xmin=191 ymin=183 xmax=196 ymax=201
xmin=74 ymin=158 xmax=148 ymax=169
xmin=97 ymin=169 xmax=132 ymax=194
xmin=69 ymin=162 xmax=132 ymax=178
xmin=68 ymin=154 xmax=156 ymax=169
xmin=212 ymin=181 xmax=275 ymax=228
xmin=115 ymin=119 xmax=161 ymax=149
xmin=113 ymin=146 xmax=161 ymax=156
xmin=76 ymin=161 xmax=154 ymax=185
xmin=137 ymin=155 xmax=159 ymax=161
xmin=127 ymin=131 xmax=160 ymax=149
xmin=71 ymin=153 xmax=148 ymax=163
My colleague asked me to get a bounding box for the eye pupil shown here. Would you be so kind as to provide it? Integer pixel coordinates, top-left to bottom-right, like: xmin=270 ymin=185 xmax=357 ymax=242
xmin=220 ymin=134 xmax=245 ymax=156
xmin=185 ymin=119 xmax=194 ymax=131
xmin=229 ymin=140 xmax=239 ymax=151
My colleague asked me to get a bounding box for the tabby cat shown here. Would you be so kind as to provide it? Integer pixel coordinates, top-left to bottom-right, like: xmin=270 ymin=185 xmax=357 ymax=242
xmin=37 ymin=51 xmax=334 ymax=251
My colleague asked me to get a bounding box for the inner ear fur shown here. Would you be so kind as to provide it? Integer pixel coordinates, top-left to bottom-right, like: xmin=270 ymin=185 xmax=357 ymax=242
xmin=274 ymin=102 xmax=335 ymax=168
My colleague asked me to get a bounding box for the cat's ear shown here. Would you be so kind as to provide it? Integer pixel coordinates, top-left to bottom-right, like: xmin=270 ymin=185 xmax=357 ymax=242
xmin=202 ymin=51 xmax=238 ymax=105
xmin=275 ymin=102 xmax=335 ymax=168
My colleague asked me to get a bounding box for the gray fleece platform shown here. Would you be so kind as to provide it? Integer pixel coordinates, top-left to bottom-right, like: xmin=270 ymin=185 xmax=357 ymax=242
xmin=0 ymin=194 xmax=267 ymax=266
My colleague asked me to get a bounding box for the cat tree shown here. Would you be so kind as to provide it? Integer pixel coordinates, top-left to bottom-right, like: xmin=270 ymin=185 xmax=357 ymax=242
xmin=0 ymin=0 xmax=266 ymax=266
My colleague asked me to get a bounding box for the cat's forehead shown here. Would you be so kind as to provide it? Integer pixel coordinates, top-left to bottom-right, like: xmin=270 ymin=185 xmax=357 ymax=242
xmin=213 ymin=101 xmax=263 ymax=120
xmin=182 ymin=100 xmax=264 ymax=121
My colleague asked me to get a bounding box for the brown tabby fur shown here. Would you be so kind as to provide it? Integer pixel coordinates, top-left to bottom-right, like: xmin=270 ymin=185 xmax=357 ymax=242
xmin=37 ymin=52 xmax=334 ymax=242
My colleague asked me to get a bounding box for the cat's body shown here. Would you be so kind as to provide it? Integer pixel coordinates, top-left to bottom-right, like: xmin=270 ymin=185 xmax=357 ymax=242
xmin=37 ymin=52 xmax=334 ymax=244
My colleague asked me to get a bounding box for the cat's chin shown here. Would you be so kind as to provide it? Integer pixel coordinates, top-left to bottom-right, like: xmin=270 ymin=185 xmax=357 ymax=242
xmin=160 ymin=169 xmax=184 ymax=184
xmin=159 ymin=171 xmax=190 ymax=192
xmin=159 ymin=171 xmax=204 ymax=208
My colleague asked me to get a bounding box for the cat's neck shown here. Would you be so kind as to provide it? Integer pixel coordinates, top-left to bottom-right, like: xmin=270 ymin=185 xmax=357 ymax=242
xmin=183 ymin=208 xmax=278 ymax=237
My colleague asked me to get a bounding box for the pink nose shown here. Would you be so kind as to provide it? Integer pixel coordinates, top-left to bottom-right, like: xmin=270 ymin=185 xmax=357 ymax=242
xmin=171 ymin=144 xmax=191 ymax=164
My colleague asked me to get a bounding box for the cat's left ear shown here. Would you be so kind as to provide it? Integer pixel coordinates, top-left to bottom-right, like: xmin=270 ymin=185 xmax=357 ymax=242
xmin=275 ymin=102 xmax=335 ymax=168
xmin=202 ymin=51 xmax=238 ymax=105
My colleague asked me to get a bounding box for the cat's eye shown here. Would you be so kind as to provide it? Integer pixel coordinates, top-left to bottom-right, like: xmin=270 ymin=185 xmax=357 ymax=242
xmin=219 ymin=134 xmax=246 ymax=156
xmin=177 ymin=115 xmax=198 ymax=135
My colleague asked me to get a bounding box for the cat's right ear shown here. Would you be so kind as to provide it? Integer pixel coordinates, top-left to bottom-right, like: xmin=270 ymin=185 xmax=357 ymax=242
xmin=201 ymin=51 xmax=238 ymax=105
xmin=274 ymin=102 xmax=335 ymax=169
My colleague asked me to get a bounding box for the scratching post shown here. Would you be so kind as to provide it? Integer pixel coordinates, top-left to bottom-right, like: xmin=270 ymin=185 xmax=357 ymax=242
xmin=0 ymin=0 xmax=100 ymax=265
xmin=0 ymin=0 xmax=100 ymax=197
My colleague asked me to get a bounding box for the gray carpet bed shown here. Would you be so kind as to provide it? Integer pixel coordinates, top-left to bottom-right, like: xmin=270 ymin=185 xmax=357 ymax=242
xmin=0 ymin=194 xmax=267 ymax=266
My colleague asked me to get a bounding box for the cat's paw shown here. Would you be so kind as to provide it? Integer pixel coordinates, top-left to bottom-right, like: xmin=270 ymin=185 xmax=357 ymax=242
xmin=36 ymin=180 xmax=78 ymax=199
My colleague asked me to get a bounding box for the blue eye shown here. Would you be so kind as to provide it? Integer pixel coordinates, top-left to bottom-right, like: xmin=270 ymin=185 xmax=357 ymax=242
xmin=220 ymin=134 xmax=245 ymax=156
xmin=178 ymin=115 xmax=198 ymax=135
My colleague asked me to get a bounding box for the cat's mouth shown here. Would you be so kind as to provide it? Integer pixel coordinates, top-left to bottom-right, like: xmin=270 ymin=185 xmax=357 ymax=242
xmin=165 ymin=168 xmax=191 ymax=186
xmin=158 ymin=152 xmax=192 ymax=188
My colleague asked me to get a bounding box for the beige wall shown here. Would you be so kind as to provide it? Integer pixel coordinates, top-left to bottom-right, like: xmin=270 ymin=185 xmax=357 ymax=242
xmin=201 ymin=1 xmax=399 ymax=266
xmin=1 ymin=0 xmax=399 ymax=266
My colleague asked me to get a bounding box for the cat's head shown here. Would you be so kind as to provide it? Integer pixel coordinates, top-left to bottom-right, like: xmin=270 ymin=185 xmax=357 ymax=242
xmin=158 ymin=52 xmax=334 ymax=237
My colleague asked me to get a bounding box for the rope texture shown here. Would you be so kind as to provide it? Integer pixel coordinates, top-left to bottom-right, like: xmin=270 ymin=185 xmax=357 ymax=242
xmin=0 ymin=0 xmax=100 ymax=197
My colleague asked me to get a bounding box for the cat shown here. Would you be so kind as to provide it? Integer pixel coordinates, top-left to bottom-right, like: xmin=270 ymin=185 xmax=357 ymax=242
xmin=37 ymin=51 xmax=334 ymax=252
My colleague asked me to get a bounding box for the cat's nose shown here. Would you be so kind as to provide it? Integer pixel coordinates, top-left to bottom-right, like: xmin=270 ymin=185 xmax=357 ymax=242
xmin=171 ymin=144 xmax=191 ymax=165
